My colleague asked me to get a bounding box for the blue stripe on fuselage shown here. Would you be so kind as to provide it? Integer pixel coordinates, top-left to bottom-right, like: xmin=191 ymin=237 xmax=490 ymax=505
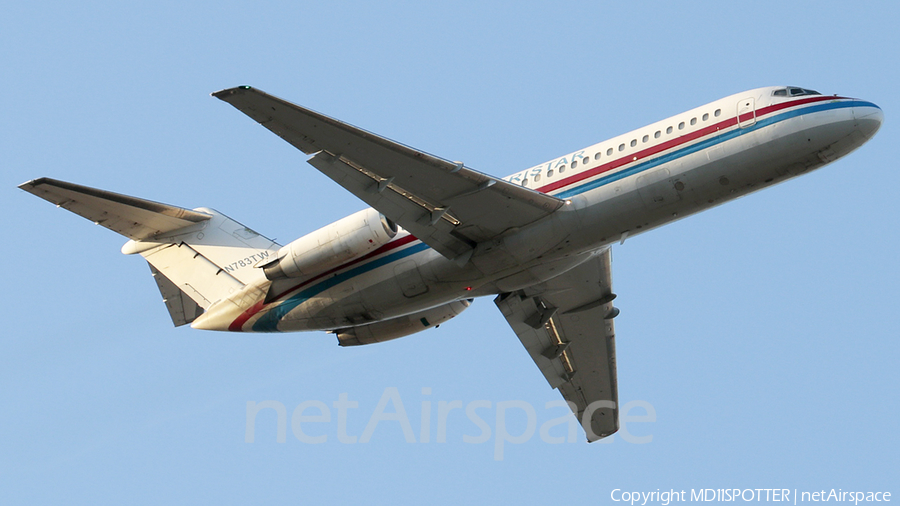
xmin=257 ymin=100 xmax=874 ymax=331
xmin=553 ymin=100 xmax=871 ymax=199
xmin=252 ymin=241 xmax=430 ymax=332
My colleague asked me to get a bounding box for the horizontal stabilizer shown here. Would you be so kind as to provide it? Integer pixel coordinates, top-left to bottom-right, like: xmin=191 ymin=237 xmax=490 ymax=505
xmin=19 ymin=177 xmax=211 ymax=241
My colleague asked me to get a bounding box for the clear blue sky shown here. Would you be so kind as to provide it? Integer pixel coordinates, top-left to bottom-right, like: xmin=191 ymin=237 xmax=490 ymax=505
xmin=2 ymin=1 xmax=898 ymax=503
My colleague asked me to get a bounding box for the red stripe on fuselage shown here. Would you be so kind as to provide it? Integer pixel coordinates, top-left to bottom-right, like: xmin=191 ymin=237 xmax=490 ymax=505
xmin=228 ymin=300 xmax=264 ymax=332
xmin=227 ymin=234 xmax=420 ymax=331
xmin=227 ymin=95 xmax=847 ymax=332
xmin=535 ymin=95 xmax=844 ymax=195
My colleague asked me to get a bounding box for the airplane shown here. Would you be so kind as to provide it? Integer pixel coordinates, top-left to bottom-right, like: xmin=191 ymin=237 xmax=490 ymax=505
xmin=19 ymin=85 xmax=882 ymax=442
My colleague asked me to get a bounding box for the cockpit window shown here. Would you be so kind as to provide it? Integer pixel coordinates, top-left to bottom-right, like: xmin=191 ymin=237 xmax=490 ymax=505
xmin=774 ymin=87 xmax=821 ymax=97
xmin=789 ymin=87 xmax=821 ymax=96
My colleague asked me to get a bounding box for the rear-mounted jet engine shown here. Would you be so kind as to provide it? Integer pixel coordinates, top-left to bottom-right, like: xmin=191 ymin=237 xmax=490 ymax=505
xmin=260 ymin=208 xmax=397 ymax=280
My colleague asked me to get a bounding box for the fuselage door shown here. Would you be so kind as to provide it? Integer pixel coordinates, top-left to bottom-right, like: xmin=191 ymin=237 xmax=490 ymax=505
xmin=737 ymin=97 xmax=756 ymax=128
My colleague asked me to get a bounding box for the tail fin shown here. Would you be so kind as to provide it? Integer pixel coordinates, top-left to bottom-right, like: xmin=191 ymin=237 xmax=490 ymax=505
xmin=19 ymin=178 xmax=280 ymax=326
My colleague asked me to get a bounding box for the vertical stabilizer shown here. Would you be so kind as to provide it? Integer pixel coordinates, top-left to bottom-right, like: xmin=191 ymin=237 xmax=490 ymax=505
xmin=19 ymin=178 xmax=280 ymax=326
xmin=149 ymin=264 xmax=204 ymax=326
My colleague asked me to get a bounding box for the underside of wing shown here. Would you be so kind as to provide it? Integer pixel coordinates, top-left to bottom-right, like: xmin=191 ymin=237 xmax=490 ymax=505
xmin=213 ymin=86 xmax=565 ymax=260
xmin=19 ymin=177 xmax=210 ymax=241
xmin=494 ymin=249 xmax=620 ymax=441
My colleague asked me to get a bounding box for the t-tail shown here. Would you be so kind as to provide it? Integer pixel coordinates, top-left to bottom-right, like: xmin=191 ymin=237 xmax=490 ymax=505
xmin=18 ymin=178 xmax=280 ymax=327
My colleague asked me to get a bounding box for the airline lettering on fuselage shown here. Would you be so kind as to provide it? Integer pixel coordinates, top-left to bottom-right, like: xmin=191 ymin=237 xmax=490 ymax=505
xmin=508 ymin=150 xmax=586 ymax=184
xmin=224 ymin=250 xmax=270 ymax=273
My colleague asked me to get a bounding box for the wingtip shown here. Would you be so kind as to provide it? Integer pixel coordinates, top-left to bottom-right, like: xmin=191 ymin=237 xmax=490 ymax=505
xmin=211 ymin=85 xmax=254 ymax=100
xmin=18 ymin=177 xmax=48 ymax=190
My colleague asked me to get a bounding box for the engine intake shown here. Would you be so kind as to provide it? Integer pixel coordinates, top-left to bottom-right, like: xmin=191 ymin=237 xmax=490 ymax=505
xmin=263 ymin=208 xmax=397 ymax=280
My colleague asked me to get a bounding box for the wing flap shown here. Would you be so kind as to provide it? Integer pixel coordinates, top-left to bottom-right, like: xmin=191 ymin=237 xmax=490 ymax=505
xmin=495 ymin=291 xmax=571 ymax=388
xmin=307 ymin=151 xmax=473 ymax=259
xmin=18 ymin=177 xmax=210 ymax=241
xmin=494 ymin=249 xmax=619 ymax=441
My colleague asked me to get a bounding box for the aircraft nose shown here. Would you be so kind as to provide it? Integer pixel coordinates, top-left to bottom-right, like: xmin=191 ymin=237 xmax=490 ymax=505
xmin=855 ymin=102 xmax=883 ymax=140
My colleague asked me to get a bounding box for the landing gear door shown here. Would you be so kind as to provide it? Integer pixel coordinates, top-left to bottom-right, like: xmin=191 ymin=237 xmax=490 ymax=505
xmin=737 ymin=97 xmax=756 ymax=128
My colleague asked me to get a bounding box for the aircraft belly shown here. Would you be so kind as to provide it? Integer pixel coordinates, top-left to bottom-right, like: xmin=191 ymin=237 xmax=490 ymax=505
xmin=270 ymin=252 xmax=469 ymax=332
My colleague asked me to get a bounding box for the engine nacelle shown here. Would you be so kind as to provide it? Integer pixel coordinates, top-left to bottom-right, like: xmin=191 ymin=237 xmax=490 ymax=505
xmin=263 ymin=208 xmax=397 ymax=280
xmin=336 ymin=299 xmax=472 ymax=346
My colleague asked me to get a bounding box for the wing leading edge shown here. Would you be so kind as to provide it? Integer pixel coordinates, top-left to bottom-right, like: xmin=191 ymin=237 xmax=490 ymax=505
xmin=212 ymin=86 xmax=565 ymax=261
xmin=18 ymin=177 xmax=211 ymax=241
xmin=494 ymin=249 xmax=620 ymax=442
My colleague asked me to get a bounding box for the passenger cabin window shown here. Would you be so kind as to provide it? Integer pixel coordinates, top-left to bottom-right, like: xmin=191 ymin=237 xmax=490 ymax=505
xmin=714 ymin=109 xmax=721 ymax=117
xmin=702 ymin=113 xmax=709 ymax=121
xmin=607 ymin=148 xmax=613 ymax=156
xmin=690 ymin=117 xmax=697 ymax=125
xmin=594 ymin=152 xmax=601 ymax=160
xmin=559 ymin=166 xmax=566 ymax=173
xmin=666 ymin=126 xmax=673 ymax=134
xmin=548 ymin=169 xmax=554 ymax=177
xmin=618 ymin=143 xmax=625 ymax=151
xmin=678 ymin=122 xmax=685 ymax=130
xmin=630 ymin=139 xmax=637 ymax=147
xmin=642 ymin=134 xmax=649 ymax=143
xmin=654 ymin=131 xmax=661 ymax=138
xmin=534 ymin=174 xmax=541 ymax=182
xmin=523 ymin=179 xmax=528 ymax=186
xmin=571 ymin=160 xmax=578 ymax=168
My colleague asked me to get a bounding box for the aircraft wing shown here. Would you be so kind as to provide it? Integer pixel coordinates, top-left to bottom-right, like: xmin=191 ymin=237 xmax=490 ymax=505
xmin=18 ymin=177 xmax=211 ymax=241
xmin=212 ymin=86 xmax=565 ymax=261
xmin=494 ymin=248 xmax=619 ymax=441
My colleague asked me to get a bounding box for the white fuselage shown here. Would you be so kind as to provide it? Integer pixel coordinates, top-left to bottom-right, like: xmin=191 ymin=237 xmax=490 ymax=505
xmin=221 ymin=87 xmax=883 ymax=333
